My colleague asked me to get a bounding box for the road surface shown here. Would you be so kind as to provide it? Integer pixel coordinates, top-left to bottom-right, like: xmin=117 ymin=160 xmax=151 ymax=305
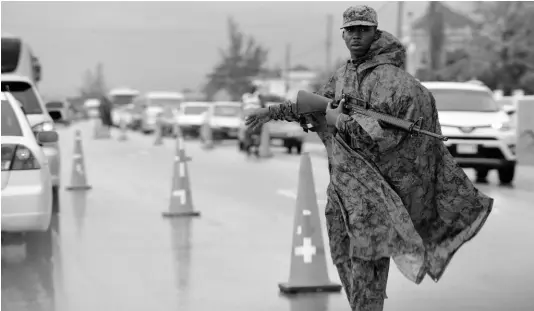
xmin=2 ymin=120 xmax=534 ymax=311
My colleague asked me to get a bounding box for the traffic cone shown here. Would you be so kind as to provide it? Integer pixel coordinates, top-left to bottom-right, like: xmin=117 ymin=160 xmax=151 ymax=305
xmin=66 ymin=130 xmax=92 ymax=191
xmin=118 ymin=117 xmax=128 ymax=141
xmin=259 ymin=122 xmax=273 ymax=158
xmin=279 ymin=152 xmax=341 ymax=294
xmin=162 ymin=134 xmax=201 ymax=217
xmin=154 ymin=115 xmax=164 ymax=146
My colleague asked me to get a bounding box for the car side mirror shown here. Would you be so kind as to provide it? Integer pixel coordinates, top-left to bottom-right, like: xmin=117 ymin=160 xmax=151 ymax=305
xmin=36 ymin=131 xmax=59 ymax=144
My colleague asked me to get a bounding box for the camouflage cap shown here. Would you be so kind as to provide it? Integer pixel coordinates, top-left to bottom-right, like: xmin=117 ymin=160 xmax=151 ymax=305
xmin=340 ymin=5 xmax=378 ymax=29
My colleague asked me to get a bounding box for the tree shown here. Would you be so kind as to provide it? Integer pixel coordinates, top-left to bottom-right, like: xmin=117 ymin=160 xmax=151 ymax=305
xmin=441 ymin=2 xmax=534 ymax=94
xmin=79 ymin=62 xmax=108 ymax=99
xmin=203 ymin=17 xmax=268 ymax=101
xmin=428 ymin=1 xmax=445 ymax=72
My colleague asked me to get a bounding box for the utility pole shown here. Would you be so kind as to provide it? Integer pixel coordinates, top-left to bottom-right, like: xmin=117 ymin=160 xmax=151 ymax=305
xmin=397 ymin=1 xmax=404 ymax=39
xmin=285 ymin=43 xmax=291 ymax=94
xmin=326 ymin=14 xmax=333 ymax=71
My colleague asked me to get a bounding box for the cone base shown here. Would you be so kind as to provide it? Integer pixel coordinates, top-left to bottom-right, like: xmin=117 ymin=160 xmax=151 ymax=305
xmin=278 ymin=282 xmax=342 ymax=294
xmin=162 ymin=210 xmax=201 ymax=218
xmin=66 ymin=185 xmax=92 ymax=191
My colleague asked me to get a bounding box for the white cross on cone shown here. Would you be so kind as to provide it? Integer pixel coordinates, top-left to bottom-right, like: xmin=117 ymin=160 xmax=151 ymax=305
xmin=162 ymin=133 xmax=200 ymax=218
xmin=66 ymin=130 xmax=92 ymax=191
xmin=279 ymin=152 xmax=341 ymax=294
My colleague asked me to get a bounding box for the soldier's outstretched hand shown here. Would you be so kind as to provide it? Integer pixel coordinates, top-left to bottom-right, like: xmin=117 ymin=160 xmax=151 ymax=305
xmin=245 ymin=107 xmax=271 ymax=131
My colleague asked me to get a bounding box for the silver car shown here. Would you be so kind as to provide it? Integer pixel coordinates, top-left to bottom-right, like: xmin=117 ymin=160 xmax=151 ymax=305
xmin=1 ymin=74 xmax=62 ymax=212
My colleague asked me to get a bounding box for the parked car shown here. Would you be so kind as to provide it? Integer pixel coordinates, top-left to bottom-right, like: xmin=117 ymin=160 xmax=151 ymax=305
xmin=207 ymin=102 xmax=243 ymax=139
xmin=45 ymin=99 xmax=72 ymax=125
xmin=1 ymin=74 xmax=62 ymax=210
xmin=423 ymin=81 xmax=517 ymax=184
xmin=177 ymin=102 xmax=211 ymax=138
xmin=1 ymin=91 xmax=58 ymax=255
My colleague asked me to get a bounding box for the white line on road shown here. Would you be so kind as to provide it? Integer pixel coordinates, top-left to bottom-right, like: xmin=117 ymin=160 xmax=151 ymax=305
xmin=276 ymin=189 xmax=327 ymax=205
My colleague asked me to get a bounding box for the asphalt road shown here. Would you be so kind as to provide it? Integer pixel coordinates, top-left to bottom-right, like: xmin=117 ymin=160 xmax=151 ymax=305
xmin=2 ymin=119 xmax=534 ymax=311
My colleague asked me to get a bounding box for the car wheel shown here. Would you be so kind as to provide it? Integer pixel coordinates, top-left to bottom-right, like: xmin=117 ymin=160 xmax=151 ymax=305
xmin=475 ymin=168 xmax=489 ymax=183
xmin=52 ymin=186 xmax=60 ymax=214
xmin=498 ymin=163 xmax=515 ymax=185
xmin=295 ymin=142 xmax=303 ymax=155
xmin=286 ymin=146 xmax=292 ymax=154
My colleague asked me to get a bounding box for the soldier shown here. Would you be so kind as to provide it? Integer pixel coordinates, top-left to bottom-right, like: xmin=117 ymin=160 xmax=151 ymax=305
xmin=246 ymin=5 xmax=493 ymax=311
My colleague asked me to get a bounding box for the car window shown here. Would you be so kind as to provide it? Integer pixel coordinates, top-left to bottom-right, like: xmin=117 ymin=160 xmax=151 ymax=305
xmin=430 ymin=89 xmax=500 ymax=112
xmin=46 ymin=101 xmax=64 ymax=109
xmin=1 ymin=37 xmax=21 ymax=74
xmin=1 ymin=99 xmax=23 ymax=136
xmin=213 ymin=105 xmax=241 ymax=117
xmin=183 ymin=105 xmax=209 ymax=115
xmin=1 ymin=81 xmax=43 ymax=114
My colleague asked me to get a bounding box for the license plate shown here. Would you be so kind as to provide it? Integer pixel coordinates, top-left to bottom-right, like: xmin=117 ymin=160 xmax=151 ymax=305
xmin=271 ymin=139 xmax=284 ymax=145
xmin=457 ymin=144 xmax=477 ymax=154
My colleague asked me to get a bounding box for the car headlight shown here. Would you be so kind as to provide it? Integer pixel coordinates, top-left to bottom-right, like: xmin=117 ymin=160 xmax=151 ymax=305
xmin=491 ymin=121 xmax=512 ymax=131
xmin=32 ymin=121 xmax=55 ymax=132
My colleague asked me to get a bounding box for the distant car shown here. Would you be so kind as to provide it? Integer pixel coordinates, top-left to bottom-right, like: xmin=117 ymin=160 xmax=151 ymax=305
xmin=1 ymin=75 xmax=62 ymax=210
xmin=177 ymin=102 xmax=211 ymax=138
xmin=207 ymin=102 xmax=243 ymax=139
xmin=45 ymin=99 xmax=72 ymax=125
xmin=133 ymin=91 xmax=184 ymax=135
xmin=423 ymin=81 xmax=517 ymax=184
xmin=1 ymin=91 xmax=58 ymax=243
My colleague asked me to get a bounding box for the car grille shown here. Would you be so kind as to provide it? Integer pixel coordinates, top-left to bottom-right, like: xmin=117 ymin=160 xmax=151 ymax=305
xmin=448 ymin=145 xmax=505 ymax=159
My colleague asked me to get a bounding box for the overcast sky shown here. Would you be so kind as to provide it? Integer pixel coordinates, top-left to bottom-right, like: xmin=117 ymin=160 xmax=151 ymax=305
xmin=2 ymin=1 xmax=472 ymax=98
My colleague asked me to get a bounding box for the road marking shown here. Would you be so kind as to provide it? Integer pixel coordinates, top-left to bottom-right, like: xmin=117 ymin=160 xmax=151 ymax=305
xmin=276 ymin=189 xmax=327 ymax=205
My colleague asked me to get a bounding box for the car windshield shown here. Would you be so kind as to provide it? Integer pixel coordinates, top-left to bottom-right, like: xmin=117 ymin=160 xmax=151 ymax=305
xmin=111 ymin=94 xmax=137 ymax=107
xmin=149 ymin=98 xmax=182 ymax=108
xmin=1 ymin=81 xmax=43 ymax=114
xmin=46 ymin=101 xmax=64 ymax=109
xmin=183 ymin=105 xmax=208 ymax=115
xmin=214 ymin=105 xmax=241 ymax=117
xmin=1 ymin=100 xmax=23 ymax=136
xmin=430 ymin=89 xmax=500 ymax=112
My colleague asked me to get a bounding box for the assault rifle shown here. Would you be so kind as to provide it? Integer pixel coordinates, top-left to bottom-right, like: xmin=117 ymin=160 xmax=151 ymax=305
xmin=293 ymin=90 xmax=448 ymax=141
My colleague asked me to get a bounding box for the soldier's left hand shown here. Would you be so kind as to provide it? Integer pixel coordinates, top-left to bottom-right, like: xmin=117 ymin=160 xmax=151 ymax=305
xmin=325 ymin=98 xmax=345 ymax=126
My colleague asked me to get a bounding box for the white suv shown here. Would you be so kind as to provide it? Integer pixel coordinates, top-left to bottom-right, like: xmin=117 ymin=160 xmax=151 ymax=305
xmin=423 ymin=81 xmax=517 ymax=184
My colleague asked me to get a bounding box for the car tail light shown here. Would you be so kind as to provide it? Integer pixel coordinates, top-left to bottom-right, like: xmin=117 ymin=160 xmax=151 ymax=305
xmin=1 ymin=144 xmax=41 ymax=171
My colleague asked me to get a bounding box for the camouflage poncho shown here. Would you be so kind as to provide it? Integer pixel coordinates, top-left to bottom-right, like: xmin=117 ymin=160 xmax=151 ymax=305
xmin=269 ymin=30 xmax=493 ymax=284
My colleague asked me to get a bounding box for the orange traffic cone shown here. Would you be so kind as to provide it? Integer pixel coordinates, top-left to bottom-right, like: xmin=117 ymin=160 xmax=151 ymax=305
xmin=118 ymin=117 xmax=128 ymax=141
xmin=259 ymin=122 xmax=273 ymax=158
xmin=66 ymin=130 xmax=92 ymax=191
xmin=279 ymin=152 xmax=341 ymax=294
xmin=162 ymin=134 xmax=201 ymax=217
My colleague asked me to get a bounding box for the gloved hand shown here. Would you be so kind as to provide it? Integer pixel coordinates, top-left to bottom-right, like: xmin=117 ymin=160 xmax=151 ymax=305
xmin=245 ymin=107 xmax=271 ymax=132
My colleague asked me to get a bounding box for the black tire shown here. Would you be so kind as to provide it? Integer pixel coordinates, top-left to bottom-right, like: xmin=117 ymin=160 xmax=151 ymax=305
xmin=498 ymin=164 xmax=515 ymax=185
xmin=52 ymin=186 xmax=60 ymax=214
xmin=295 ymin=142 xmax=303 ymax=155
xmin=286 ymin=146 xmax=292 ymax=154
xmin=475 ymin=168 xmax=489 ymax=182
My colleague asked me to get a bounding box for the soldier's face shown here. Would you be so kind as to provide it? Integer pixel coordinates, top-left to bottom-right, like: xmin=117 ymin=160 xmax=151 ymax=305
xmin=343 ymin=26 xmax=376 ymax=57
